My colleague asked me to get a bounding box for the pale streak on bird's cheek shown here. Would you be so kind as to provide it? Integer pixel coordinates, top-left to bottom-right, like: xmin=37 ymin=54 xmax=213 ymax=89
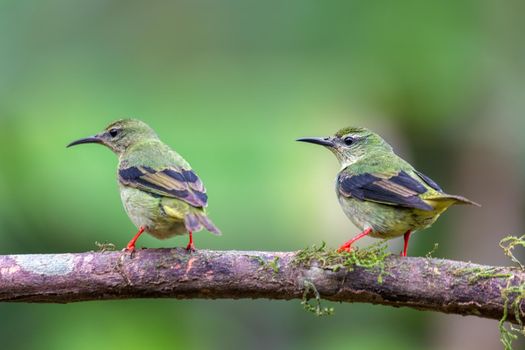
xmin=339 ymin=154 xmax=361 ymax=169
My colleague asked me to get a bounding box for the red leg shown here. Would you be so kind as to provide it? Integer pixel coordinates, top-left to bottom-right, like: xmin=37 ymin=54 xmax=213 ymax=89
xmin=337 ymin=228 xmax=373 ymax=253
xmin=125 ymin=227 xmax=145 ymax=252
xmin=401 ymin=230 xmax=412 ymax=257
xmin=186 ymin=231 xmax=195 ymax=252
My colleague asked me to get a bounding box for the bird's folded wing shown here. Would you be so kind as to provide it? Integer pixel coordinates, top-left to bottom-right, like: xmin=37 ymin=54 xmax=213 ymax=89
xmin=119 ymin=166 xmax=208 ymax=208
xmin=338 ymin=170 xmax=434 ymax=211
xmin=414 ymin=169 xmax=443 ymax=192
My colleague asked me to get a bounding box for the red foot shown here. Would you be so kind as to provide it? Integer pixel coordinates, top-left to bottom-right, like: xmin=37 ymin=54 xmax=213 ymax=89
xmin=125 ymin=227 xmax=145 ymax=252
xmin=186 ymin=231 xmax=195 ymax=252
xmin=337 ymin=228 xmax=373 ymax=253
xmin=338 ymin=243 xmax=352 ymax=253
xmin=400 ymin=230 xmax=412 ymax=257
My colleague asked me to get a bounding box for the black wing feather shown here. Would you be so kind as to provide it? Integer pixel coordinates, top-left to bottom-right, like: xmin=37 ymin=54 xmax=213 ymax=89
xmin=338 ymin=170 xmax=433 ymax=211
xmin=119 ymin=166 xmax=208 ymax=207
xmin=389 ymin=171 xmax=428 ymax=193
xmin=414 ymin=170 xmax=443 ymax=192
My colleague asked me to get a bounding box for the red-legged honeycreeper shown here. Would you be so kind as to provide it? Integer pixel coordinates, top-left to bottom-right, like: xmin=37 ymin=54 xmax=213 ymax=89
xmin=68 ymin=119 xmax=221 ymax=252
xmin=297 ymin=127 xmax=479 ymax=256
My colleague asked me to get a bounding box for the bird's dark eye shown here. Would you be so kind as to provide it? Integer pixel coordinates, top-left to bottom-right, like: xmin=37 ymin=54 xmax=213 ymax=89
xmin=343 ymin=136 xmax=354 ymax=145
xmin=109 ymin=128 xmax=119 ymax=138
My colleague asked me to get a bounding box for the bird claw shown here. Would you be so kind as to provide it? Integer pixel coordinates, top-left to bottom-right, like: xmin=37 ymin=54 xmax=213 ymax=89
xmin=122 ymin=245 xmax=136 ymax=259
xmin=337 ymin=244 xmax=352 ymax=253
xmin=185 ymin=243 xmax=196 ymax=253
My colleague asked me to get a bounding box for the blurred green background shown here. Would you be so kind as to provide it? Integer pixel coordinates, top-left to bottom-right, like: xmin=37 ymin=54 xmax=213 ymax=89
xmin=1 ymin=0 xmax=524 ymax=349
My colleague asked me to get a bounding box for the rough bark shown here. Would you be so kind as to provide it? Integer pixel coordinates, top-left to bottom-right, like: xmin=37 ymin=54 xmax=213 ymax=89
xmin=0 ymin=248 xmax=523 ymax=324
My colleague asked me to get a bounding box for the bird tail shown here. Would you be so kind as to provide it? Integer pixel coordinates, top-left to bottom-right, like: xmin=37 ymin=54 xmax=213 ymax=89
xmin=184 ymin=211 xmax=222 ymax=235
xmin=447 ymin=194 xmax=481 ymax=207
xmin=427 ymin=194 xmax=481 ymax=207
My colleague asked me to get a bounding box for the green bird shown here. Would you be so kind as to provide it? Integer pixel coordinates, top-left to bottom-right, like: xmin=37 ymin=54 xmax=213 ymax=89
xmin=297 ymin=127 xmax=480 ymax=256
xmin=67 ymin=119 xmax=221 ymax=252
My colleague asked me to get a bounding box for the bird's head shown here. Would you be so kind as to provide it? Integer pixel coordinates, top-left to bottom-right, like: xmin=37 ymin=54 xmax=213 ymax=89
xmin=67 ymin=119 xmax=159 ymax=154
xmin=297 ymin=127 xmax=392 ymax=167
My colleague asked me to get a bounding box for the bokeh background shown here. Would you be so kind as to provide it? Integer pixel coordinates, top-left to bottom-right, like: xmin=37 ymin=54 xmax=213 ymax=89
xmin=1 ymin=0 xmax=524 ymax=349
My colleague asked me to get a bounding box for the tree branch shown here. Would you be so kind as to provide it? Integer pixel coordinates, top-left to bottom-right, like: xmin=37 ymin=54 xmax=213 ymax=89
xmin=0 ymin=248 xmax=523 ymax=324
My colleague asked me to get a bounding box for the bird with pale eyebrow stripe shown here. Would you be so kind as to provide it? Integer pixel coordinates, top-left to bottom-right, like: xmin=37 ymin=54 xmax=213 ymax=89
xmin=297 ymin=127 xmax=479 ymax=256
xmin=68 ymin=119 xmax=221 ymax=252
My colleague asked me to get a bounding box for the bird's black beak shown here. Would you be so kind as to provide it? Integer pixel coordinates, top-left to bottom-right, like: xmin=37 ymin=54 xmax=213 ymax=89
xmin=67 ymin=135 xmax=103 ymax=148
xmin=296 ymin=137 xmax=335 ymax=147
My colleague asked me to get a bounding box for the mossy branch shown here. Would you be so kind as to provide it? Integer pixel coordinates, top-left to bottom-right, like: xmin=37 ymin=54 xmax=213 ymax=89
xmin=0 ymin=246 xmax=524 ymax=326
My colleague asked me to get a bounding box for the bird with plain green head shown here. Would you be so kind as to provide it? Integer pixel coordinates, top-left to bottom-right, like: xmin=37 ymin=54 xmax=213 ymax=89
xmin=297 ymin=127 xmax=480 ymax=256
xmin=67 ymin=119 xmax=221 ymax=252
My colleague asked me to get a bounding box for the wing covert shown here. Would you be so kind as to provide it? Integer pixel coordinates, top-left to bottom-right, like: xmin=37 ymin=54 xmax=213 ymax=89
xmin=119 ymin=166 xmax=208 ymax=207
xmin=338 ymin=170 xmax=433 ymax=211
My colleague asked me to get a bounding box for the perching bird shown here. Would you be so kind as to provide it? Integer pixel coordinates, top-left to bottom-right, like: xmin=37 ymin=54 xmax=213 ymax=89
xmin=297 ymin=127 xmax=479 ymax=256
xmin=67 ymin=119 xmax=221 ymax=252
